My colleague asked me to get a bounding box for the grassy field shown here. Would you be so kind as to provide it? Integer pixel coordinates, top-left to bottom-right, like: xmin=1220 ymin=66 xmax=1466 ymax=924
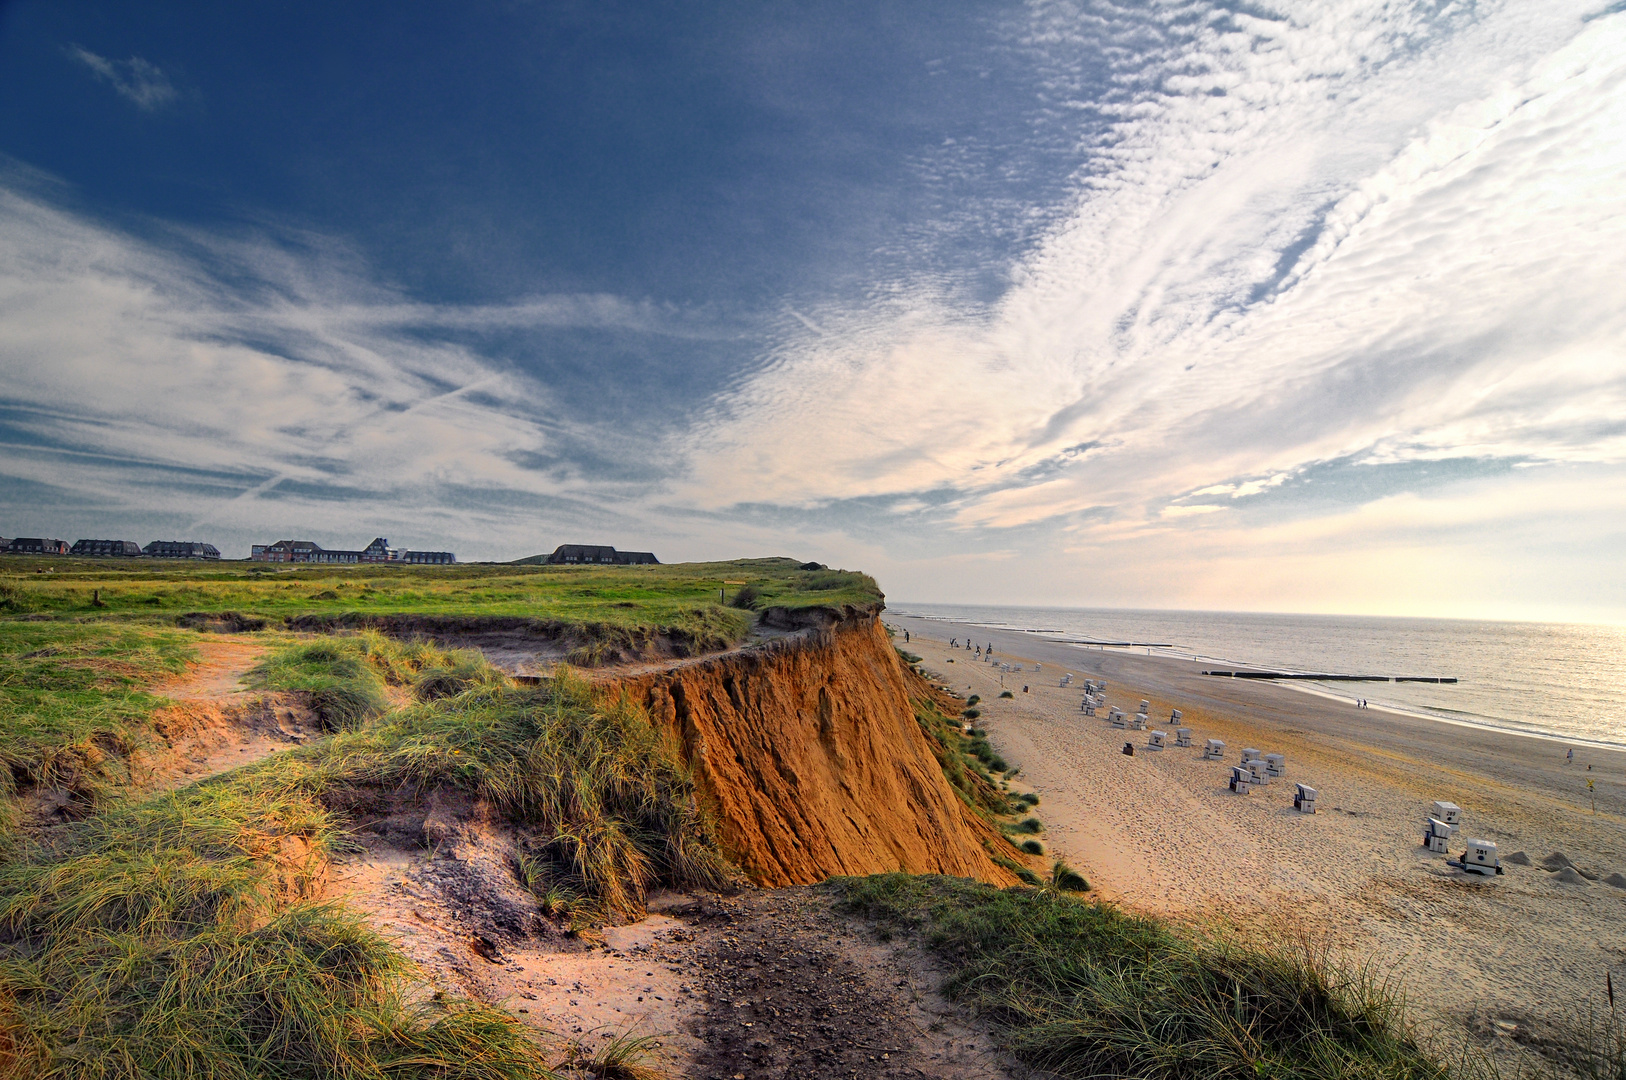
xmin=0 ymin=556 xmax=881 ymax=633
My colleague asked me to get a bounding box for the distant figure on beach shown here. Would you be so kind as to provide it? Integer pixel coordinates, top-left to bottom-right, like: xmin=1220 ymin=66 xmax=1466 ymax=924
xmin=1023 ymin=685 xmax=1029 ymax=693
xmin=951 ymin=638 xmax=958 ymax=648
xmin=904 ymin=630 xmax=910 ymax=642
xmin=1567 ymin=748 xmax=1574 ymax=764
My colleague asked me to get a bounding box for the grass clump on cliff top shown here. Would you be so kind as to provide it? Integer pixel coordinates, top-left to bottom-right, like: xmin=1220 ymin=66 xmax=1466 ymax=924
xmin=836 ymin=874 xmax=1453 ymax=1080
xmin=0 ymin=621 xmax=196 ymax=835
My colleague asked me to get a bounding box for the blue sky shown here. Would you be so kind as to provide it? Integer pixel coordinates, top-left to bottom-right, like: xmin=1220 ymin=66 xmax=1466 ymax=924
xmin=2 ymin=1 xmax=1623 ymax=621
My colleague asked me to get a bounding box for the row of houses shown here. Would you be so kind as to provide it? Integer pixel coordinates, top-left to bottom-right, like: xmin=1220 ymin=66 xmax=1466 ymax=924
xmin=249 ymin=537 xmax=455 ymax=565
xmin=2 ymin=537 xmax=221 ymax=558
xmin=2 ymin=533 xmax=456 ymax=563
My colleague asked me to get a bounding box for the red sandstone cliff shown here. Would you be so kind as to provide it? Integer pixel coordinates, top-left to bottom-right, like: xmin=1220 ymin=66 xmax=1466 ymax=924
xmin=603 ymin=605 xmax=1018 ymax=888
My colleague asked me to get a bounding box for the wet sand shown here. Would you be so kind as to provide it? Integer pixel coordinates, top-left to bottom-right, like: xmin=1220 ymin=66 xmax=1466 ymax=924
xmin=892 ymin=613 xmax=1626 ymax=1058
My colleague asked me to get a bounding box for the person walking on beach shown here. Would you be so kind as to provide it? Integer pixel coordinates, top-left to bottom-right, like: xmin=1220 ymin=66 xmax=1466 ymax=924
xmin=903 ymin=630 xmax=909 ymax=643
xmin=1567 ymin=748 xmax=1574 ymax=764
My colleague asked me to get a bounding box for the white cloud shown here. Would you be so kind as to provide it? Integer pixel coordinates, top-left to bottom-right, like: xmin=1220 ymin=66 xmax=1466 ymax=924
xmin=681 ymin=0 xmax=1626 ymax=542
xmin=0 ymin=182 xmax=705 ymax=554
xmin=68 ymin=46 xmax=178 ymax=111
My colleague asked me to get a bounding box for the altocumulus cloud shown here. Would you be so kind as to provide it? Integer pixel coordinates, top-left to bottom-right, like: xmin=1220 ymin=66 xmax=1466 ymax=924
xmin=682 ymin=0 xmax=1626 ymax=551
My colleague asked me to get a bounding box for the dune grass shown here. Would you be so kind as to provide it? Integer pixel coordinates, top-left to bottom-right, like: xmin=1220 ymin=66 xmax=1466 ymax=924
xmin=0 ymin=640 xmax=725 ymax=1078
xmin=0 ymin=621 xmax=197 ymax=833
xmin=909 ymin=691 xmax=1015 ymax=821
xmin=837 ymin=874 xmax=1457 ymax=1080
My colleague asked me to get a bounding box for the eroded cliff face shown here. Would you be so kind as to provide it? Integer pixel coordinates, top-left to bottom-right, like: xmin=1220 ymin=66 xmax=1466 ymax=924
xmin=604 ymin=606 xmax=1018 ymax=888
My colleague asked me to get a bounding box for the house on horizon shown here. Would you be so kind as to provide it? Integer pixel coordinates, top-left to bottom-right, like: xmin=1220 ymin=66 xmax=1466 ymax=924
xmin=543 ymin=544 xmax=659 ymax=566
xmin=5 ymin=537 xmax=70 ymax=555
xmin=71 ymin=539 xmax=142 ymax=557
xmin=144 ymin=541 xmax=221 ymax=560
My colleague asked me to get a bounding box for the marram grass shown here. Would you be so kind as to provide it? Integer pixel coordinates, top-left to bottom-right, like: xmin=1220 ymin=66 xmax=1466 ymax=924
xmin=836 ymin=873 xmax=1468 ymax=1080
xmin=0 ymin=641 xmax=727 ymax=1078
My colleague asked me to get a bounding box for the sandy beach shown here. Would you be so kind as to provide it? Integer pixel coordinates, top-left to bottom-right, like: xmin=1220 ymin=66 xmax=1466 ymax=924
xmin=891 ymin=613 xmax=1626 ymax=1059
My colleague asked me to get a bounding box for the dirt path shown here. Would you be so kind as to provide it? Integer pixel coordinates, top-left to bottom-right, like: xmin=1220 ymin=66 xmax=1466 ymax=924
xmin=327 ymin=812 xmax=1024 ymax=1080
xmin=138 ymin=637 xmax=321 ymax=790
xmin=158 ymin=636 xmax=269 ymax=701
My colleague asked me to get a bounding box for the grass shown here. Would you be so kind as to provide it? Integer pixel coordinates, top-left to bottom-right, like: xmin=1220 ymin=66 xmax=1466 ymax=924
xmin=0 ymin=640 xmax=727 ymax=1078
xmin=312 ymin=667 xmax=732 ymax=923
xmin=0 ymin=558 xmax=880 ymax=638
xmin=835 ymin=874 xmax=1457 ymax=1080
xmin=909 ymin=690 xmax=1013 ymax=822
xmin=0 ymin=621 xmax=197 ymax=834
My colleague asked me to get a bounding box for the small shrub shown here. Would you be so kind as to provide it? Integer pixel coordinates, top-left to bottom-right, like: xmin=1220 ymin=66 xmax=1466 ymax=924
xmin=1019 ymin=792 xmax=1040 ymax=806
xmin=966 ymin=694 xmax=980 ymax=706
xmin=1013 ymin=817 xmax=1043 ymax=834
xmin=729 ymin=584 xmax=761 ymax=610
xmin=1052 ymin=861 xmax=1090 ymax=892
xmin=310 ymin=589 xmax=340 ymax=601
xmin=898 ymin=649 xmax=923 ymax=665
xmin=1021 ymin=838 xmax=1044 ymax=855
xmin=962 ymin=707 xmax=981 ymax=720
xmin=999 ymin=690 xmax=1013 ymax=698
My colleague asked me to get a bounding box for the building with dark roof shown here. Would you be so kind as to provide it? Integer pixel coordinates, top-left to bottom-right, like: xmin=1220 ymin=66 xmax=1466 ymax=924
xmin=399 ymin=549 xmax=455 ymax=564
xmin=5 ymin=537 xmax=69 ymax=555
xmin=71 ymin=539 xmax=143 ymax=557
xmin=250 ymin=537 xmax=454 ymax=564
xmin=144 ymin=541 xmax=221 ymax=559
xmin=543 ymin=544 xmax=659 ymax=566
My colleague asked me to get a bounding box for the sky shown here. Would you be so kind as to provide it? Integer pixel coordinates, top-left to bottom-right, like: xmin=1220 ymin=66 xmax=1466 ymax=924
xmin=1 ymin=1 xmax=1623 ymax=623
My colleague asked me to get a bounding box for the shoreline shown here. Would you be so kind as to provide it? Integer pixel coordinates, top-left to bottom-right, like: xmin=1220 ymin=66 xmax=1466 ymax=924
xmin=898 ymin=608 xmax=1626 ymax=753
xmin=889 ymin=612 xmax=1626 ymax=1062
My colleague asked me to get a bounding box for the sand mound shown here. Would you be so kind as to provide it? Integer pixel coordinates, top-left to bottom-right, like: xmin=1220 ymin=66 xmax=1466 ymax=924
xmin=1605 ymin=873 xmax=1626 ymax=889
xmin=1539 ymin=851 xmax=1574 ymax=871
xmin=1503 ymin=850 xmax=1531 ymax=865
xmin=1553 ymin=866 xmax=1589 ymax=885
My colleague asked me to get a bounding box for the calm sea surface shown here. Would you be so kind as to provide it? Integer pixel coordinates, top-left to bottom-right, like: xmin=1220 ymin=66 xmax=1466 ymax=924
xmin=890 ymin=604 xmax=1626 ymax=749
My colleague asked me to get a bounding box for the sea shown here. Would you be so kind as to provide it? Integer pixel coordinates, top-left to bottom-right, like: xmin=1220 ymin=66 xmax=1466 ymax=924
xmin=889 ymin=604 xmax=1626 ymax=751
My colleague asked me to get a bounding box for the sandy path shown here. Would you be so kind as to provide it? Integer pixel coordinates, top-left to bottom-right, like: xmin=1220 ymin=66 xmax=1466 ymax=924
xmin=894 ymin=616 xmax=1626 ymax=1060
xmin=140 ymin=637 xmax=321 ymax=788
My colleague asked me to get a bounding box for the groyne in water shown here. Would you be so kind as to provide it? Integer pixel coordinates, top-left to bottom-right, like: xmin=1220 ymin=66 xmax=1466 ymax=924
xmin=1203 ymin=670 xmax=1457 ymax=683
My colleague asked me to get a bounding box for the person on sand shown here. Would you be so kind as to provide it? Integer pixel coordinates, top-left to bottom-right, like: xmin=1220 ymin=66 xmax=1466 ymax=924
xmin=1567 ymin=748 xmax=1574 ymax=764
xmin=903 ymin=630 xmax=909 ymax=642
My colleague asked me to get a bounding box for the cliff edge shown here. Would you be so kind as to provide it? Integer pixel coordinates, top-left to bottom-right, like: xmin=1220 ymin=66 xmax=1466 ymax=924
xmin=604 ymin=604 xmax=1019 ymax=887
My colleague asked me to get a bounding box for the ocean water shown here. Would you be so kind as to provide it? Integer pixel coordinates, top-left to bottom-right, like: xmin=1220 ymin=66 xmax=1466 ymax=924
xmin=891 ymin=604 xmax=1626 ymax=750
